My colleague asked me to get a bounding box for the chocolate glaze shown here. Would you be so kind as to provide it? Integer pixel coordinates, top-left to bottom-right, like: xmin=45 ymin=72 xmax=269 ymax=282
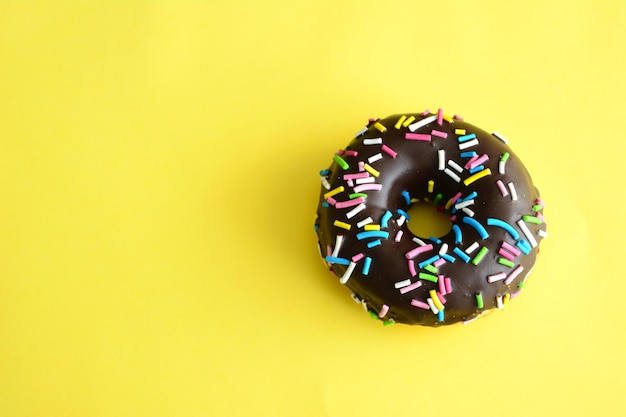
xmin=314 ymin=112 xmax=547 ymax=326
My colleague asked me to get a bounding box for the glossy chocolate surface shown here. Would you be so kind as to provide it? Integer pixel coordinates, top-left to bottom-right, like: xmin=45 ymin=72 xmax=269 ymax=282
xmin=314 ymin=112 xmax=547 ymax=326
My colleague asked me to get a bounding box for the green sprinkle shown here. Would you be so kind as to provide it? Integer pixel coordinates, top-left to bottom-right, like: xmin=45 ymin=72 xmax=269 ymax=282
xmin=424 ymin=264 xmax=438 ymax=274
xmin=418 ymin=272 xmax=438 ymax=283
xmin=471 ymin=246 xmax=489 ymax=265
xmin=476 ymin=293 xmax=484 ymax=309
xmin=433 ymin=193 xmax=443 ymax=206
xmin=522 ymin=215 xmax=542 ymax=225
xmin=334 ymin=155 xmax=349 ymax=170
xmin=497 ymin=257 xmax=515 ymax=268
xmin=349 ymin=193 xmax=367 ymax=199
xmin=518 ymin=282 xmax=525 ymax=289
xmin=500 ymin=152 xmax=510 ymax=162
xmin=532 ymin=204 xmax=543 ymax=212
xmin=368 ymin=310 xmax=378 ymax=320
xmin=383 ymin=319 xmax=395 ymax=326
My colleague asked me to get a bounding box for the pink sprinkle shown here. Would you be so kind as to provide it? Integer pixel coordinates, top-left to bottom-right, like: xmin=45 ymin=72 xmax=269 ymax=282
xmin=438 ymin=275 xmax=446 ymax=295
xmin=351 ymin=252 xmax=364 ymax=262
xmin=487 ymin=272 xmax=507 ymax=283
xmin=453 ymin=114 xmax=464 ymax=121
xmin=469 ymin=154 xmax=489 ymax=169
xmin=400 ymin=281 xmax=422 ymax=294
xmin=437 ymin=108 xmax=443 ymax=125
xmin=408 ymin=260 xmax=417 ymax=277
xmin=445 ymin=277 xmax=452 ymax=293
xmin=510 ymin=288 xmax=523 ymax=299
xmin=335 ymin=197 xmax=365 ymax=209
xmin=504 ymin=265 xmax=524 ymax=285
xmin=496 ymin=179 xmax=509 ymax=196
xmin=433 ymin=258 xmax=446 ymax=268
xmin=326 ymin=245 xmax=332 ymax=266
xmin=501 ymin=241 xmax=521 ymax=257
xmin=449 ymin=192 xmax=462 ymax=206
xmin=536 ymin=212 xmax=545 ymax=223
xmin=344 ymin=150 xmax=358 ymax=157
xmin=353 ymin=183 xmax=382 ymax=193
xmin=335 ymin=149 xmax=345 ymax=155
xmin=368 ymin=118 xmax=377 ymax=123
xmin=395 ymin=230 xmax=403 ymax=242
xmin=431 ymin=129 xmax=448 ymax=138
xmin=405 ymin=133 xmax=431 ymax=141
xmin=464 ymin=154 xmax=479 ymax=169
xmin=343 ymin=172 xmax=370 ymax=180
xmin=326 ymin=197 xmax=337 ymax=205
xmin=411 ymin=299 xmax=430 ymax=309
xmin=405 ymin=244 xmax=434 ymax=259
xmin=498 ymin=248 xmax=516 ymax=261
xmin=346 ymin=179 xmax=354 ymax=187
xmin=378 ymin=304 xmax=389 ymax=318
xmin=421 ymin=109 xmax=431 ymax=116
xmin=437 ymin=291 xmax=447 ymax=304
xmin=381 ymin=144 xmax=397 ymax=158
xmin=536 ymin=198 xmax=545 ymax=207
xmin=449 ymin=215 xmax=457 ymax=222
xmin=358 ymin=161 xmax=365 ymax=171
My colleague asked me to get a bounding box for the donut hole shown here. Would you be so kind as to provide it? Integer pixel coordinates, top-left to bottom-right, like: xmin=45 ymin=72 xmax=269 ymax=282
xmin=405 ymin=202 xmax=452 ymax=239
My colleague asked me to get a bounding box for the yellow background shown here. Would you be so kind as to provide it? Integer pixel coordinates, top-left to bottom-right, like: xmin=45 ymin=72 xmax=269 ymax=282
xmin=1 ymin=1 xmax=624 ymax=416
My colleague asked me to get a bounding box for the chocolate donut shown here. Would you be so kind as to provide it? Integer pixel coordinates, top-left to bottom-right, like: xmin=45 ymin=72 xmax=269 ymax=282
xmin=314 ymin=109 xmax=548 ymax=326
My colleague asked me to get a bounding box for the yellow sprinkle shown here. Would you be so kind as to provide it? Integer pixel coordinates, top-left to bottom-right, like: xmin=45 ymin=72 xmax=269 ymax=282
xmin=430 ymin=290 xmax=445 ymax=311
xmin=455 ymin=129 xmax=466 ymax=135
xmin=428 ymin=180 xmax=434 ymax=193
xmin=373 ymin=122 xmax=387 ymax=133
xmin=363 ymin=163 xmax=380 ymax=177
xmin=324 ymin=186 xmax=345 ymax=200
xmin=503 ymin=293 xmax=511 ymax=304
xmin=394 ymin=115 xmax=407 ymax=129
xmin=444 ymin=197 xmax=455 ymax=210
xmin=364 ymin=224 xmax=381 ymax=231
xmin=463 ymin=168 xmax=492 ymax=186
xmin=333 ymin=220 xmax=351 ymax=230
xmin=402 ymin=115 xmax=416 ymax=127
xmin=411 ymin=198 xmax=420 ymax=203
xmin=443 ymin=114 xmax=453 ymax=123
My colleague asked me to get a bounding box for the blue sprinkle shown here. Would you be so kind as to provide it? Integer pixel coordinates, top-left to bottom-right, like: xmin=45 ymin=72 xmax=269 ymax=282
xmin=396 ymin=209 xmax=410 ymax=220
xmin=453 ymin=247 xmax=471 ymax=263
xmin=437 ymin=309 xmax=444 ymax=322
xmin=325 ymin=256 xmax=350 ymax=265
xmin=402 ymin=191 xmax=411 ymax=205
xmin=458 ymin=133 xmax=477 ymax=142
xmin=460 ymin=191 xmax=478 ymax=202
xmin=486 ymin=218 xmax=520 ymax=240
xmin=418 ymin=255 xmax=441 ymax=269
xmin=460 ymin=151 xmax=478 ymax=158
xmin=314 ymin=224 xmax=319 ymax=232
xmin=367 ymin=239 xmax=382 ymax=248
xmin=463 ymin=217 xmax=489 ymax=239
xmin=516 ymin=239 xmax=532 ymax=255
xmin=362 ymin=257 xmax=372 ymax=275
xmin=469 ymin=165 xmax=485 ymax=174
xmin=429 ymin=237 xmax=442 ymax=244
xmin=442 ymin=253 xmax=456 ymax=263
xmin=322 ymin=202 xmax=330 ymax=208
xmin=319 ymin=169 xmax=330 ymax=176
xmin=356 ymin=231 xmax=390 ymax=240
xmin=452 ymin=224 xmax=463 ymax=244
xmin=381 ymin=210 xmax=393 ymax=228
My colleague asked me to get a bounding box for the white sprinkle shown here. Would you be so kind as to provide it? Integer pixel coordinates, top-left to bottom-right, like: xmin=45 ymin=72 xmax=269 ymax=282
xmin=496 ymin=295 xmax=504 ymax=309
xmin=499 ymin=160 xmax=506 ymax=175
xmin=443 ymin=168 xmax=461 ymax=182
xmin=346 ymin=203 xmax=366 ymax=219
xmin=438 ymin=149 xmax=445 ymax=171
xmin=412 ymin=237 xmax=427 ymax=246
xmin=361 ymin=299 xmax=368 ymax=311
xmin=357 ymin=217 xmax=374 ymax=228
xmin=397 ymin=215 xmax=407 ymax=226
xmin=461 ymin=207 xmax=475 ymax=217
xmin=458 ymin=138 xmax=479 ymax=150
xmin=427 ymin=298 xmax=439 ymax=314
xmin=355 ymin=176 xmax=376 ymax=185
xmin=492 ymin=132 xmax=509 ymax=144
xmin=330 ymin=235 xmax=344 ymax=257
xmin=395 ymin=230 xmax=403 ymax=242
xmin=448 ymin=160 xmax=464 ymax=173
xmin=350 ymin=293 xmax=362 ymax=303
xmin=363 ymin=137 xmax=382 ymax=145
xmin=454 ymin=199 xmax=475 ymax=210
xmin=320 ymin=176 xmax=331 ymax=190
xmin=339 ymin=261 xmax=356 ymax=284
xmin=368 ymin=153 xmax=383 ymax=164
xmin=355 ymin=127 xmax=368 ymax=138
xmin=538 ymin=229 xmax=549 ymax=238
xmin=439 ymin=243 xmax=449 ymax=256
xmin=394 ymin=279 xmax=412 ymax=289
xmin=517 ymin=219 xmax=538 ymax=248
xmin=408 ymin=115 xmax=438 ymax=132
xmin=508 ymin=182 xmax=518 ymax=201
xmin=465 ymin=241 xmax=480 ymax=254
